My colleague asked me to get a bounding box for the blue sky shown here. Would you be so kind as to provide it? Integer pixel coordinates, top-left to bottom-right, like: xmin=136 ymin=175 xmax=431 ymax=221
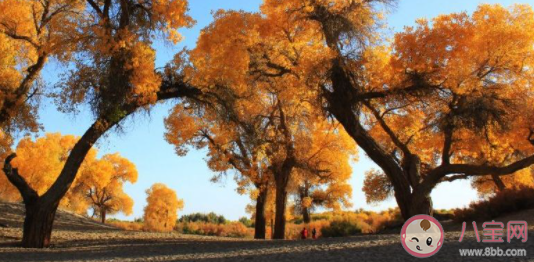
xmin=34 ymin=0 xmax=534 ymax=221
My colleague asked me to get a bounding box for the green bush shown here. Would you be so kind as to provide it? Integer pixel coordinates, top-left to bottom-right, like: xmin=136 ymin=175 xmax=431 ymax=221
xmin=179 ymin=212 xmax=227 ymax=224
xmin=238 ymin=217 xmax=254 ymax=228
xmin=453 ymin=187 xmax=534 ymax=223
xmin=321 ymin=219 xmax=361 ymax=237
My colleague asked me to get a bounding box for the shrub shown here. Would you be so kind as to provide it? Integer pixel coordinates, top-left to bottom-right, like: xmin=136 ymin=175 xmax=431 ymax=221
xmin=310 ymin=210 xmax=403 ymax=238
xmin=321 ymin=218 xmax=361 ymax=237
xmin=453 ymin=187 xmax=534 ymax=223
xmin=109 ymin=221 xmax=144 ymax=231
xmin=179 ymin=212 xmax=227 ymax=224
xmin=238 ymin=216 xmax=254 ymax=228
xmin=175 ymin=221 xmax=252 ymax=238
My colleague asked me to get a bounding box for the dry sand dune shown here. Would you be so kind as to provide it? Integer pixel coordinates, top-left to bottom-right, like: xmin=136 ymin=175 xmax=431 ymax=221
xmin=1 ymin=202 xmax=533 ymax=262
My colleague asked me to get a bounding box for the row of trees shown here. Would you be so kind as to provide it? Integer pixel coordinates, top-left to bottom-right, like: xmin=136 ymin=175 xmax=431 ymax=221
xmin=164 ymin=1 xmax=534 ymax=238
xmin=2 ymin=0 xmax=534 ymax=247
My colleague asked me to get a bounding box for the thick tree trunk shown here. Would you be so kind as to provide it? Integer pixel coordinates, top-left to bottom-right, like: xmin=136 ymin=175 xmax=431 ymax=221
xmin=22 ymin=200 xmax=59 ymax=248
xmin=254 ymin=187 xmax=268 ymax=239
xmin=6 ymin=119 xmax=115 ymax=248
xmin=407 ymin=195 xmax=433 ymax=218
xmin=272 ymin=160 xmax=294 ymax=240
xmin=397 ymin=186 xmax=434 ymax=220
xmin=273 ymin=180 xmax=288 ymax=239
xmin=101 ymin=210 xmax=107 ymax=224
xmin=302 ymin=207 xmax=311 ymax=224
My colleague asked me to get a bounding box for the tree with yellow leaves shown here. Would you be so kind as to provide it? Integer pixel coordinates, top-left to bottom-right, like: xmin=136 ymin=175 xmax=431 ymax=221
xmin=0 ymin=131 xmax=14 ymax=200
xmin=0 ymin=133 xmax=85 ymax=205
xmin=164 ymin=99 xmax=273 ymax=239
xmin=76 ymin=154 xmax=138 ymax=223
xmin=291 ymin=123 xmax=355 ymax=223
xmin=143 ymin=183 xmax=184 ymax=232
xmin=167 ymin=10 xmax=357 ymax=239
xmin=2 ymin=0 xmax=197 ymax=248
xmin=0 ymin=0 xmax=84 ymax=133
xmin=291 ymin=1 xmax=534 ymax=220
xmin=214 ymin=1 xmax=534 ymax=222
xmin=0 ymin=134 xmax=138 ymax=223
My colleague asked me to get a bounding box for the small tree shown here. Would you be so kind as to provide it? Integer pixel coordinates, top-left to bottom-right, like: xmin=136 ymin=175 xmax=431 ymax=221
xmin=143 ymin=183 xmax=184 ymax=232
xmin=77 ymin=153 xmax=138 ymax=223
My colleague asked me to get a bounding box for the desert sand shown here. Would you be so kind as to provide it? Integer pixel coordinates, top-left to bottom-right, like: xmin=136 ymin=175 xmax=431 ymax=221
xmin=1 ymin=202 xmax=533 ymax=262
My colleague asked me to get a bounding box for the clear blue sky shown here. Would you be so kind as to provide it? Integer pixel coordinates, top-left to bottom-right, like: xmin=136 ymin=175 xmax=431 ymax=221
xmin=34 ymin=0 xmax=534 ymax=221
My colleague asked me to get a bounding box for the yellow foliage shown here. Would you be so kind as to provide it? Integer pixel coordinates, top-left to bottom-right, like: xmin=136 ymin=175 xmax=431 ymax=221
xmin=143 ymin=183 xmax=184 ymax=232
xmin=11 ymin=133 xmax=78 ymax=196
xmin=362 ymin=169 xmax=393 ymax=204
xmin=0 ymin=133 xmax=137 ymax=219
xmin=0 ymin=0 xmax=85 ymax=132
xmin=75 ymin=153 xmax=138 ymax=220
xmin=56 ymin=0 xmax=193 ymax=117
xmin=125 ymin=42 xmax=162 ymax=105
xmin=109 ymin=221 xmax=144 ymax=231
xmin=473 ymin=168 xmax=534 ymax=196
xmin=175 ymin=221 xmax=251 ymax=238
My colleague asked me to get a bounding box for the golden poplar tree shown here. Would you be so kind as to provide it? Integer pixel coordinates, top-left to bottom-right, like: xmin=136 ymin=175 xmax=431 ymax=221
xmin=143 ymin=183 xmax=184 ymax=232
xmin=1 ymin=0 xmax=196 ymax=248
xmin=164 ymin=10 xmax=357 ymax=239
xmin=76 ymin=153 xmax=138 ymax=223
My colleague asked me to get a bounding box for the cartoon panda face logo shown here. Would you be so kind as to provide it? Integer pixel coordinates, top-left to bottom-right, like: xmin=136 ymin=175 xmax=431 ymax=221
xmin=401 ymin=215 xmax=444 ymax=258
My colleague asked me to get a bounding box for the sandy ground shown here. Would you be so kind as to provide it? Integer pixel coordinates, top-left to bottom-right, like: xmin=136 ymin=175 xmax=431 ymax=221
xmin=1 ymin=202 xmax=533 ymax=262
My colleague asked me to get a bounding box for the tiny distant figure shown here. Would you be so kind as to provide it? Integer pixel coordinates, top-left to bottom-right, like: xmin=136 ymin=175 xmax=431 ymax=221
xmin=312 ymin=228 xmax=317 ymax=239
xmin=301 ymin=227 xmax=308 ymax=240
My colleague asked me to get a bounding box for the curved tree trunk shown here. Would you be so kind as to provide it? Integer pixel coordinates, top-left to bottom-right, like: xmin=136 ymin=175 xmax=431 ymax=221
xmin=254 ymin=187 xmax=268 ymax=239
xmin=2 ymin=78 xmax=199 ymax=248
xmin=2 ymin=119 xmax=116 ymax=248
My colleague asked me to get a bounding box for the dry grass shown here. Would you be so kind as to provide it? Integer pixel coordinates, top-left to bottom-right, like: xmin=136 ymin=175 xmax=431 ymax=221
xmin=175 ymin=221 xmax=253 ymax=238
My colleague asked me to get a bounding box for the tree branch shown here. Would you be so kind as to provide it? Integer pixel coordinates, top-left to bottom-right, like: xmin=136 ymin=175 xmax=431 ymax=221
xmin=2 ymin=154 xmax=39 ymax=204
xmin=428 ymin=154 xmax=534 ymax=186
xmin=363 ymin=101 xmax=412 ymax=157
xmin=86 ymin=0 xmax=104 ymax=18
